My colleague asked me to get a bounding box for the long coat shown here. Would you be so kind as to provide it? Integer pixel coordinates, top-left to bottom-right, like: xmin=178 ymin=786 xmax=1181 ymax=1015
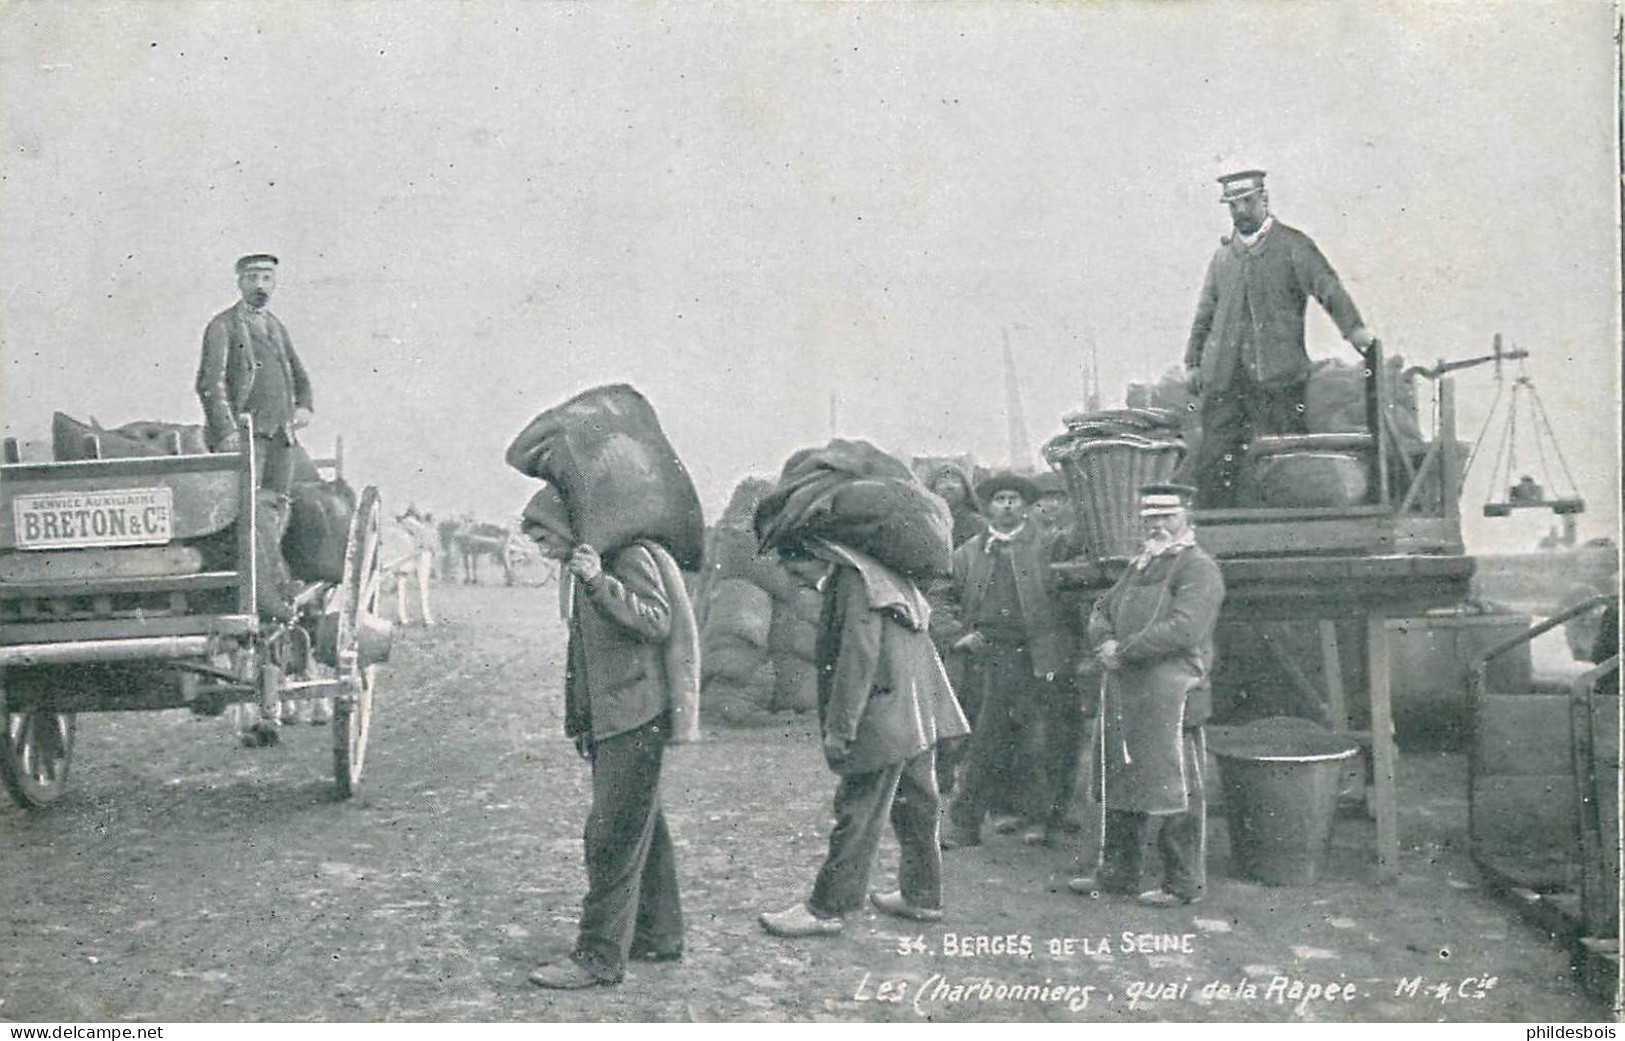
xmin=816 ymin=555 xmax=970 ymax=776
xmin=946 ymin=524 xmax=1075 ymax=680
xmin=195 ymin=302 xmax=314 ymax=448
xmin=1184 ymin=220 xmax=1365 ymax=392
xmin=1089 ymin=543 xmax=1225 ymax=814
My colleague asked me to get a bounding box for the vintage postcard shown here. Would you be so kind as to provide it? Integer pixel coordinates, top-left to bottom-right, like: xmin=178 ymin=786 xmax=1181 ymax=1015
xmin=0 ymin=1 xmax=1619 ymax=1029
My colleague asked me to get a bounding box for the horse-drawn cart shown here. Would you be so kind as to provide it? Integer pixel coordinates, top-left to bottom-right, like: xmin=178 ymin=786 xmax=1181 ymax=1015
xmin=0 ymin=419 xmax=393 ymax=808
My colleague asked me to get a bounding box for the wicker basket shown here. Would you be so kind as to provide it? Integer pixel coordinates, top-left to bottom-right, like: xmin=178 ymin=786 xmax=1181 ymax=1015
xmin=1052 ymin=438 xmax=1186 ymax=562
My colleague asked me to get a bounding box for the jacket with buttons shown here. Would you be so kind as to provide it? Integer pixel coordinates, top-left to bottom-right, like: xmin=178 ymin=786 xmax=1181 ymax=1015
xmin=195 ymin=302 xmax=313 ymax=448
xmin=944 ymin=524 xmax=1075 ymax=680
xmin=1185 ymin=220 xmax=1365 ymax=392
xmin=564 ymin=544 xmax=674 ymax=742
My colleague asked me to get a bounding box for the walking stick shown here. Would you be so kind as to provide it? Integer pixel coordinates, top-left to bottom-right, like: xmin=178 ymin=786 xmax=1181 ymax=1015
xmin=1091 ymin=671 xmax=1109 ymax=878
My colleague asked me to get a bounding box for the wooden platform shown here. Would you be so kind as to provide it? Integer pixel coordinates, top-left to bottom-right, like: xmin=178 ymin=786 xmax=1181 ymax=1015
xmin=1057 ymin=552 xmax=1475 ymax=615
xmin=1047 ymin=368 xmax=1483 ymax=882
xmin=1055 ymin=546 xmax=1477 ymax=883
xmin=1193 ymin=505 xmax=1463 ymax=558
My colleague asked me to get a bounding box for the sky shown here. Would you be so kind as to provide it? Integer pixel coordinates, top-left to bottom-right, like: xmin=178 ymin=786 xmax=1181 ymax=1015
xmin=2 ymin=1 xmax=1619 ymax=555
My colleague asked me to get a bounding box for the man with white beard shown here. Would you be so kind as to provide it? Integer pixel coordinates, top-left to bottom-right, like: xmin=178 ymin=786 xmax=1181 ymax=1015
xmin=1068 ymin=483 xmax=1225 ymax=907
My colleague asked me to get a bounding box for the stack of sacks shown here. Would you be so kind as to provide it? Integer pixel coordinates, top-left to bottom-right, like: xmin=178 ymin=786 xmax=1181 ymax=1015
xmin=1122 ymin=356 xmax=1425 ymax=460
xmin=1304 ymin=354 xmax=1422 ymax=449
xmin=53 ymin=410 xmax=328 ymax=483
xmin=699 ymin=577 xmax=777 ymax=724
xmin=1244 ymin=356 xmax=1426 ymax=508
xmin=49 ymin=412 xmax=351 ymax=603
xmin=693 ymin=472 xmax=837 ymax=722
xmin=697 ymin=476 xmax=782 ymax=612
xmin=52 ymin=413 xmax=208 ymax=460
xmin=767 ymin=582 xmax=823 ymax=714
xmin=696 ymin=477 xmax=780 ymax=725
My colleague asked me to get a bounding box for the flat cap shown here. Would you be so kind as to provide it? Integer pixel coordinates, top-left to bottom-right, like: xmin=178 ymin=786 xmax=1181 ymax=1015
xmin=234 ymin=253 xmax=279 ymax=273
xmin=1139 ymin=482 xmax=1197 ymax=515
xmin=1217 ymin=169 xmax=1267 ymax=203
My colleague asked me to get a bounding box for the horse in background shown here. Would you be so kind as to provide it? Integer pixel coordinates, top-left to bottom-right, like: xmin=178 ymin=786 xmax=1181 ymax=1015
xmin=384 ymin=508 xmax=439 ymax=625
xmin=442 ymin=515 xmax=518 ymax=585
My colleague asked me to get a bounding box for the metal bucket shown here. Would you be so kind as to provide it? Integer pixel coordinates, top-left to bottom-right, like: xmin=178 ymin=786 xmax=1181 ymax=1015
xmin=1208 ymin=717 xmax=1362 ymax=885
xmin=1052 ymin=439 xmax=1185 ymax=562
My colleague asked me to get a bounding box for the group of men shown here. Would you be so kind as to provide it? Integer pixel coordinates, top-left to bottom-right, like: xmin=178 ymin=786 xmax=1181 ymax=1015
xmin=197 ymin=166 xmax=1378 ymax=986
xmin=920 ymin=466 xmax=1223 ymax=908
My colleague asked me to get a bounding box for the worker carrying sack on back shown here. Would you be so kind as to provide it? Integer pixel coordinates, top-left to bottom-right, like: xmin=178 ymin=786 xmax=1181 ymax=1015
xmin=506 ymin=382 xmax=704 ymax=744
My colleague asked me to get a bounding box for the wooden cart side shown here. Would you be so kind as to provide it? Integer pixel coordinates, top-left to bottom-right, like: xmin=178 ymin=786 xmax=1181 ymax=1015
xmin=0 ymin=418 xmax=258 ymax=649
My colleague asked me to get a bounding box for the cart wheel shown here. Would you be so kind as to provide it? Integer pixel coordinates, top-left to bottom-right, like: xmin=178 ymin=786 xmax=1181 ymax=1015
xmin=2 ymin=680 xmax=76 ymax=809
xmin=333 ymin=486 xmax=383 ymax=797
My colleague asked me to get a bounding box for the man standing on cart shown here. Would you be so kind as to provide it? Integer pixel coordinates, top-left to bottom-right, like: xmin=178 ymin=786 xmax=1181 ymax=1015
xmin=196 ymin=253 xmax=314 ymax=521
xmin=1183 ymin=170 xmax=1379 ymax=507
xmin=196 ymin=253 xmax=315 ymax=742
xmin=1069 ymin=483 xmax=1224 ymax=906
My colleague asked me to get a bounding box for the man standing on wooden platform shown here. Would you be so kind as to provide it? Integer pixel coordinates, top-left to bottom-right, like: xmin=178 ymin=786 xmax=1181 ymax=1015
xmin=197 ymin=253 xmax=315 ymax=743
xmin=196 ymin=253 xmax=314 ymax=499
xmin=1183 ymin=170 xmax=1379 ymax=507
xmin=1069 ymin=483 xmax=1225 ymax=906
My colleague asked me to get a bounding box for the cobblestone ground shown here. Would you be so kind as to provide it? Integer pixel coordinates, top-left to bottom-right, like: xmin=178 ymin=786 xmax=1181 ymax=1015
xmin=0 ymin=584 xmax=1612 ymax=1023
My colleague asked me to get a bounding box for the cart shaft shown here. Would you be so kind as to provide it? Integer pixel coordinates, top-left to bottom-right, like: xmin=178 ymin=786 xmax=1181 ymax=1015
xmin=0 ymin=634 xmax=216 ymax=667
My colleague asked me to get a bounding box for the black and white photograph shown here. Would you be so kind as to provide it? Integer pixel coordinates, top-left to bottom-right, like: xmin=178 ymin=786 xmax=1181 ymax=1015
xmin=1 ymin=1 xmax=1620 ymax=1027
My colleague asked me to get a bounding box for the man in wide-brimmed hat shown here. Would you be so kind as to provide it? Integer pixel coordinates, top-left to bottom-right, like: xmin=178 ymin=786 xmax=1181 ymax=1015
xmin=1069 ymin=483 xmax=1224 ymax=907
xmin=1184 ymin=170 xmax=1380 ymax=507
xmin=938 ymin=471 xmax=1077 ymax=849
xmin=1026 ymin=469 xmax=1088 ymax=833
xmin=1029 ymin=471 xmax=1078 ymax=555
xmin=923 ymin=461 xmax=988 ymax=550
xmin=521 ymin=484 xmax=697 ymax=989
